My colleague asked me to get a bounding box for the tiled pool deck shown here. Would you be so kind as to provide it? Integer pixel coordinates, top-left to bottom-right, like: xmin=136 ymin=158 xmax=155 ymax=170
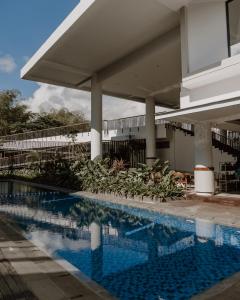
xmin=1 ymin=181 xmax=240 ymax=299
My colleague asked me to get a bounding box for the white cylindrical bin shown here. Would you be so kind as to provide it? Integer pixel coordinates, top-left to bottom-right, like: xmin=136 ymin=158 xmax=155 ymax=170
xmin=194 ymin=123 xmax=215 ymax=195
xmin=194 ymin=169 xmax=215 ymax=194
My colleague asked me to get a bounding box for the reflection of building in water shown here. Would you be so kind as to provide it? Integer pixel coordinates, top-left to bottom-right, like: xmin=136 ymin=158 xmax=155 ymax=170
xmin=195 ymin=218 xmax=240 ymax=248
xmin=0 ymin=181 xmax=47 ymax=195
xmin=1 ymin=202 xmax=196 ymax=253
xmin=2 ymin=202 xmax=240 ymax=270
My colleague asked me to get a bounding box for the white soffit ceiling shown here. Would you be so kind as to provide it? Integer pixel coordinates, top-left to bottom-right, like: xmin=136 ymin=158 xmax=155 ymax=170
xmin=21 ymin=0 xmax=181 ymax=107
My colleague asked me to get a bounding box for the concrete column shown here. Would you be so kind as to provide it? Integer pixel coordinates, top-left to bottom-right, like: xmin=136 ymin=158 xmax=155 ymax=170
xmin=91 ymin=74 xmax=102 ymax=160
xmin=194 ymin=123 xmax=215 ymax=195
xmin=145 ymin=97 xmax=156 ymax=166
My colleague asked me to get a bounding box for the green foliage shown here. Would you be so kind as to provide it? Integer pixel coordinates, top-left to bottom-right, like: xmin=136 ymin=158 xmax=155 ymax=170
xmin=0 ymin=90 xmax=33 ymax=135
xmin=0 ymin=90 xmax=87 ymax=136
xmin=75 ymin=158 xmax=183 ymax=201
xmin=0 ymin=154 xmax=183 ymax=201
xmin=32 ymin=153 xmax=80 ymax=189
xmin=29 ymin=108 xmax=86 ymax=131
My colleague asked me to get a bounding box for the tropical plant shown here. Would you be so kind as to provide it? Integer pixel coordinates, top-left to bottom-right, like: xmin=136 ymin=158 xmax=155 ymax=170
xmin=75 ymin=158 xmax=183 ymax=201
xmin=0 ymin=154 xmax=183 ymax=201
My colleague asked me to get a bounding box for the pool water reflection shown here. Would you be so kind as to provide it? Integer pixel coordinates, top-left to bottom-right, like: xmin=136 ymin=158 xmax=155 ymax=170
xmin=1 ymin=182 xmax=240 ymax=300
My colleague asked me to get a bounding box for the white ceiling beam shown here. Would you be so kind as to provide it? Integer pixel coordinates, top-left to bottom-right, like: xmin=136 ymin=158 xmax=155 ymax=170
xmin=216 ymin=123 xmax=240 ymax=132
xmin=208 ymin=113 xmax=240 ymax=123
xmin=42 ymin=60 xmax=91 ymax=77
xmin=149 ymin=83 xmax=180 ymax=97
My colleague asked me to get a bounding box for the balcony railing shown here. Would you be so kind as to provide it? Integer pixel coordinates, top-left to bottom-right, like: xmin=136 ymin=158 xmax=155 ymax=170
xmin=104 ymin=114 xmax=168 ymax=131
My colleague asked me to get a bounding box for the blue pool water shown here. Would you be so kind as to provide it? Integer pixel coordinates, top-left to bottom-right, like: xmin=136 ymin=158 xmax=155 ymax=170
xmin=1 ymin=182 xmax=240 ymax=300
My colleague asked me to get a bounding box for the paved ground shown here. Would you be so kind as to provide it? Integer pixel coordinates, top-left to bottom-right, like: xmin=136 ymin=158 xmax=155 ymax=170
xmin=0 ymin=216 xmax=115 ymax=300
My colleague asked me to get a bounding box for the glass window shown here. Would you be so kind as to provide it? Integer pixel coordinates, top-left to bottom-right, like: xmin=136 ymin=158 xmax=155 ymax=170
xmin=227 ymin=0 xmax=240 ymax=56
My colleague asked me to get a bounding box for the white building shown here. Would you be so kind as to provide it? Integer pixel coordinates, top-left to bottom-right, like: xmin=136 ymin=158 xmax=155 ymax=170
xmin=21 ymin=0 xmax=240 ymax=195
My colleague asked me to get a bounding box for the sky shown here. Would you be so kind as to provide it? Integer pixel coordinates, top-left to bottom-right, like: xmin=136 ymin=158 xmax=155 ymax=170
xmin=0 ymin=0 xmax=162 ymax=120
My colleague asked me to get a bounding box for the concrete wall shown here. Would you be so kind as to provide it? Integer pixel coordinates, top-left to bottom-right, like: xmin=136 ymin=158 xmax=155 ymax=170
xmin=181 ymin=2 xmax=228 ymax=75
xmin=157 ymin=128 xmax=236 ymax=173
xmin=180 ymin=2 xmax=240 ymax=110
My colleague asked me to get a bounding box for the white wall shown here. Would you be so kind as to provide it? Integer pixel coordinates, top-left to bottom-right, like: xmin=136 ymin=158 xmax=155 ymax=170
xmin=180 ymin=2 xmax=240 ymax=110
xmin=181 ymin=2 xmax=228 ymax=75
xmin=157 ymin=128 xmax=236 ymax=173
xmin=104 ymin=124 xmax=167 ymax=140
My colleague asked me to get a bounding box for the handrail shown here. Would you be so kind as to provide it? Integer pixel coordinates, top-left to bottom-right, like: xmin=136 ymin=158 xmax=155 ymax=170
xmin=212 ymin=131 xmax=240 ymax=151
xmin=0 ymin=122 xmax=91 ymax=142
xmin=1 ymin=140 xmax=70 ymax=151
xmin=171 ymin=124 xmax=240 ymax=152
xmin=104 ymin=115 xmax=168 ymax=131
xmin=0 ymin=142 xmax=90 ymax=169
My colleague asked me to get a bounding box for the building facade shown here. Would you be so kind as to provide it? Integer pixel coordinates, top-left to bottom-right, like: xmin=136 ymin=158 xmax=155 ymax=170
xmin=21 ymin=0 xmax=240 ymax=195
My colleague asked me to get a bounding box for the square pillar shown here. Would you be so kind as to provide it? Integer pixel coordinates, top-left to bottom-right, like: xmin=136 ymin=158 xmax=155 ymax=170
xmin=194 ymin=123 xmax=215 ymax=194
xmin=145 ymin=97 xmax=156 ymax=166
xmin=91 ymin=74 xmax=102 ymax=160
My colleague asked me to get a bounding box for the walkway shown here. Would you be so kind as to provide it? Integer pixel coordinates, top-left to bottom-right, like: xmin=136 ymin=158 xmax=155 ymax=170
xmin=0 ymin=216 xmax=115 ymax=300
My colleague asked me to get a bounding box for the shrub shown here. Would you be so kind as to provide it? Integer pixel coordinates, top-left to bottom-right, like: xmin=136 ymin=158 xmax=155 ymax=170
xmin=75 ymin=158 xmax=183 ymax=201
xmin=0 ymin=156 xmax=183 ymax=201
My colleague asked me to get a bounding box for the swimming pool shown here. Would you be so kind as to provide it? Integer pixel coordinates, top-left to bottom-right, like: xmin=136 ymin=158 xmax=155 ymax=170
xmin=1 ymin=181 xmax=240 ymax=300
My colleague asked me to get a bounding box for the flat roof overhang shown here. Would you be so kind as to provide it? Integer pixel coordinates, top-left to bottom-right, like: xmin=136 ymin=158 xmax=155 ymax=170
xmin=21 ymin=0 xmax=184 ymax=108
xmin=156 ymin=98 xmax=240 ymax=125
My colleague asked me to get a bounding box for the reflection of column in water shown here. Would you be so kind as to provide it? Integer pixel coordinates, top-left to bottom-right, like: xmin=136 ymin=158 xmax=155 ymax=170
xmin=147 ymin=227 xmax=158 ymax=263
xmin=195 ymin=218 xmax=216 ymax=240
xmin=90 ymin=222 xmax=103 ymax=281
xmin=7 ymin=181 xmax=14 ymax=195
xmin=0 ymin=182 xmax=7 ymax=195
xmin=215 ymin=225 xmax=223 ymax=246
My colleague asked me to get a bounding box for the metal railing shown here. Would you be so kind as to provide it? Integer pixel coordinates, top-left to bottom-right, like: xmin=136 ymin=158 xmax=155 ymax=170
xmin=0 ymin=122 xmax=91 ymax=142
xmin=104 ymin=115 xmax=146 ymax=131
xmin=104 ymin=114 xmax=168 ymax=131
xmin=212 ymin=131 xmax=240 ymax=152
xmin=0 ymin=143 xmax=90 ymax=169
xmin=1 ymin=140 xmax=70 ymax=151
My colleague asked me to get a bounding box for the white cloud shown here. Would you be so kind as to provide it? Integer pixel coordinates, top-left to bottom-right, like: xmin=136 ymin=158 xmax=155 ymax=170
xmin=24 ymin=83 xmax=164 ymax=120
xmin=0 ymin=54 xmax=17 ymax=73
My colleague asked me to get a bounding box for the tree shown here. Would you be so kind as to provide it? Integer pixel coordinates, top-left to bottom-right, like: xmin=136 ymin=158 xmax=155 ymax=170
xmin=0 ymin=90 xmax=33 ymax=135
xmin=30 ymin=108 xmax=86 ymax=130
xmin=0 ymin=89 xmax=87 ymax=135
